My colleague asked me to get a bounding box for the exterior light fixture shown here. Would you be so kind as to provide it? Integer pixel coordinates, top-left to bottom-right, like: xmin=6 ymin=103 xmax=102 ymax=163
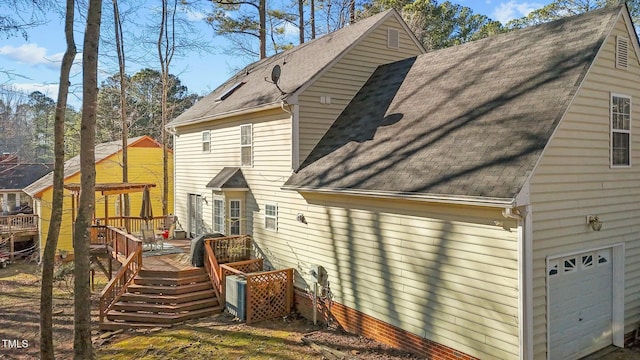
xmin=587 ymin=215 xmax=602 ymax=231
xmin=296 ymin=213 xmax=307 ymax=224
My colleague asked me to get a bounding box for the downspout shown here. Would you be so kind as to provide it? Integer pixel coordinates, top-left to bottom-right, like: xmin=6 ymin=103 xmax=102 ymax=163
xmin=280 ymin=99 xmax=298 ymax=171
xmin=503 ymin=205 xmax=533 ymax=360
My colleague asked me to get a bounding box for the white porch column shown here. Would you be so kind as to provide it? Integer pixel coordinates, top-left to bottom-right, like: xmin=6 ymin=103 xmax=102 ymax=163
xmin=1 ymin=193 xmax=7 ymax=213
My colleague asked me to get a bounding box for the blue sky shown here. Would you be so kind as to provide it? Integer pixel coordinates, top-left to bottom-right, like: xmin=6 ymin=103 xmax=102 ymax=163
xmin=0 ymin=1 xmax=547 ymax=108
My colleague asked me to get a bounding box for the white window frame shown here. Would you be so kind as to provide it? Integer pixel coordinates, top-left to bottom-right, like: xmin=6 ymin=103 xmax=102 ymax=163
xmin=265 ymin=203 xmax=278 ymax=231
xmin=202 ymin=131 xmax=211 ymax=152
xmin=611 ymin=93 xmax=631 ymax=168
xmin=212 ymin=196 xmax=225 ymax=234
xmin=240 ymin=124 xmax=252 ymax=167
xmin=228 ymin=199 xmax=241 ymax=235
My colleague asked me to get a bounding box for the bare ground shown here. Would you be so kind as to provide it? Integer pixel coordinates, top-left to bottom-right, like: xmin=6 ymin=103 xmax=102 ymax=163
xmin=0 ymin=261 xmax=420 ymax=360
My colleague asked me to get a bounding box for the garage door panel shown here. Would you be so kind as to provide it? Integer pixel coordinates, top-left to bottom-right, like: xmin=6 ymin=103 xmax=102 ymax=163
xmin=548 ymin=249 xmax=613 ymax=360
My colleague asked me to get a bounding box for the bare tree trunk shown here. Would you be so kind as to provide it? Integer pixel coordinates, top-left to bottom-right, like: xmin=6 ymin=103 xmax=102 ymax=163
xmin=259 ymin=0 xmax=266 ymax=59
xmin=40 ymin=0 xmax=75 ymax=358
xmin=298 ymin=0 xmax=304 ymax=44
xmin=158 ymin=0 xmax=176 ymax=217
xmin=74 ymin=0 xmax=102 ymax=358
xmin=113 ymin=0 xmax=130 ymax=216
xmin=310 ymin=0 xmax=315 ymax=39
xmin=349 ymin=0 xmax=355 ymax=24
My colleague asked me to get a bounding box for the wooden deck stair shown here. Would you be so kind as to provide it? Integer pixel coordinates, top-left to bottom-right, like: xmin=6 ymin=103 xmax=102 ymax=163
xmin=100 ymin=268 xmax=223 ymax=331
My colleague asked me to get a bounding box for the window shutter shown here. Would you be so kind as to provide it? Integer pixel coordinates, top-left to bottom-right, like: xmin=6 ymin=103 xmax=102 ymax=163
xmin=388 ymin=28 xmax=399 ymax=49
xmin=616 ymin=36 xmax=629 ymax=69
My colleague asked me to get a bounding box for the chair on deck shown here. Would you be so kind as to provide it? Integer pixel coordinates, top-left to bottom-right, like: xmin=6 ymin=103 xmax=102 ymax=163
xmin=141 ymin=229 xmax=157 ymax=251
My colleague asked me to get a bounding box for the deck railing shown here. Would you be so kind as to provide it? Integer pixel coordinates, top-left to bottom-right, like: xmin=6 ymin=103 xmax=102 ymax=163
xmin=0 ymin=214 xmax=38 ymax=234
xmin=97 ymin=226 xmax=143 ymax=322
xmin=204 ymin=235 xmax=293 ymax=324
xmin=204 ymin=242 xmax=223 ymax=301
xmin=96 ymin=215 xmax=173 ymax=235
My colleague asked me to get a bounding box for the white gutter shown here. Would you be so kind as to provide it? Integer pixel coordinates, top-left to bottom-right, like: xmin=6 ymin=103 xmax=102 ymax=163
xmin=166 ymin=102 xmax=283 ymax=131
xmin=283 ymin=185 xmax=516 ymax=208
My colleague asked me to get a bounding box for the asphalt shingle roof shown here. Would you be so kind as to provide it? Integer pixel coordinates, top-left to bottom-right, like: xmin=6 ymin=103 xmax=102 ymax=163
xmin=284 ymin=6 xmax=621 ymax=201
xmin=168 ymin=9 xmax=400 ymax=128
xmin=206 ymin=167 xmax=249 ymax=190
xmin=0 ymin=164 xmax=54 ymax=190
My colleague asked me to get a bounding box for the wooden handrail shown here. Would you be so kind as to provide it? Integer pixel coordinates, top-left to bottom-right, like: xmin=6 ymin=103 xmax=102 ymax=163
xmin=204 ymin=240 xmax=223 ymax=301
xmin=98 ymin=226 xmax=143 ymax=322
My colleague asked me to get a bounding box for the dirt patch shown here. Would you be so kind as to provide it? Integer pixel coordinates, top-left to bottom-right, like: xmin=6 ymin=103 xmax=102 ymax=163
xmin=0 ymin=261 xmax=420 ymax=360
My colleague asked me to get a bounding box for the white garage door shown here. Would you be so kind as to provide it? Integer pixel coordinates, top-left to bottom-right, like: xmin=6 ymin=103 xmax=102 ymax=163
xmin=548 ymin=249 xmax=613 ymax=360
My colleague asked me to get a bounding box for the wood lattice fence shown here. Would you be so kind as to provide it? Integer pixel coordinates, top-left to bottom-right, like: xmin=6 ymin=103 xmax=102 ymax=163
xmin=206 ymin=235 xmax=293 ymax=324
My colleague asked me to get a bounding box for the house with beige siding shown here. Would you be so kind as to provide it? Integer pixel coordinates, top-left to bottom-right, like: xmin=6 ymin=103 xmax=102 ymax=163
xmin=168 ymin=5 xmax=640 ymax=360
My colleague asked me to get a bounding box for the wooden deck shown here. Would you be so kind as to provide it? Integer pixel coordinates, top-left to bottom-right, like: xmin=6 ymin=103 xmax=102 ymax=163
xmin=0 ymin=214 xmax=38 ymax=236
xmin=0 ymin=214 xmax=39 ymax=260
xmin=97 ymin=238 xmax=224 ymax=331
xmin=140 ymin=241 xmax=195 ymax=272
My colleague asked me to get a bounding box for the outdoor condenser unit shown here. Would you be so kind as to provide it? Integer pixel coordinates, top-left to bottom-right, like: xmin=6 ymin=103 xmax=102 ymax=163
xmin=225 ymin=275 xmax=247 ymax=321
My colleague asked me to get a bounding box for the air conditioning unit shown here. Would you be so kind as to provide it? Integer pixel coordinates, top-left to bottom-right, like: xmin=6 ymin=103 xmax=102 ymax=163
xmin=225 ymin=275 xmax=246 ymax=321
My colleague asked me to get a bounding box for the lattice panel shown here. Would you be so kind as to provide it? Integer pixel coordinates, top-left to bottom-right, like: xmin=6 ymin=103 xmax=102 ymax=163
xmin=246 ymin=270 xmax=291 ymax=324
xmin=211 ymin=236 xmax=252 ymax=264
xmin=229 ymin=259 xmax=263 ymax=274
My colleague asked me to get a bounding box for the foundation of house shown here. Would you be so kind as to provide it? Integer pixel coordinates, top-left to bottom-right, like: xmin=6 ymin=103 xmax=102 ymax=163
xmin=294 ymin=288 xmax=478 ymax=360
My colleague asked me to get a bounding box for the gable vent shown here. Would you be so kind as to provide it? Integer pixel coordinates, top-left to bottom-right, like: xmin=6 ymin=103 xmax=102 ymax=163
xmin=388 ymin=28 xmax=399 ymax=49
xmin=616 ymin=36 xmax=629 ymax=69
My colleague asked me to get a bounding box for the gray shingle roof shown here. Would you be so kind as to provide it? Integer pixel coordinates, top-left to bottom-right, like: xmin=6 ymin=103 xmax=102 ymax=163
xmin=284 ymin=6 xmax=621 ymax=201
xmin=205 ymin=167 xmax=249 ymax=191
xmin=23 ymin=136 xmax=149 ymax=197
xmin=168 ymin=9 xmax=402 ymax=128
xmin=0 ymin=164 xmax=54 ymax=190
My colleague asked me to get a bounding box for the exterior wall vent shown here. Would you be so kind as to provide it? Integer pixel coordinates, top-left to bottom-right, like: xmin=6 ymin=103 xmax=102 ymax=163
xmin=616 ymin=36 xmax=629 ymax=69
xmin=388 ymin=28 xmax=400 ymax=49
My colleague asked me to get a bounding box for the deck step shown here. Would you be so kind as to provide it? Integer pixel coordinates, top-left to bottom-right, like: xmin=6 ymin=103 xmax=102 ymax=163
xmin=98 ymin=320 xmax=173 ymax=331
xmin=119 ymin=289 xmax=216 ymax=304
xmin=133 ymin=273 xmax=210 ymax=286
xmin=106 ymin=306 xmax=222 ymax=324
xmin=126 ymin=282 xmax=212 ymax=295
xmin=100 ymin=262 xmax=221 ymax=331
xmin=112 ymin=297 xmax=220 ymax=313
xmin=138 ymin=268 xmax=205 ymax=278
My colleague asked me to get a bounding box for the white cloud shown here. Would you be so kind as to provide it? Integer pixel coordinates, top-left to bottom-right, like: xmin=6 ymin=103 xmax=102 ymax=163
xmin=493 ymin=1 xmax=543 ymax=23
xmin=282 ymin=22 xmax=298 ymax=37
xmin=185 ymin=9 xmax=207 ymax=22
xmin=11 ymin=83 xmax=59 ymax=99
xmin=0 ymin=44 xmax=65 ymax=70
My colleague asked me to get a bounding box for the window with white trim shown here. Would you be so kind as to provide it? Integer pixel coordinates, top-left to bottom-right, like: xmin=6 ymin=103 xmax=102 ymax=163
xmin=611 ymin=94 xmax=631 ymax=167
xmin=265 ymin=203 xmax=278 ymax=231
xmin=229 ymin=199 xmax=241 ymax=235
xmin=213 ymin=197 xmax=225 ymax=233
xmin=202 ymin=131 xmax=211 ymax=152
xmin=240 ymin=124 xmax=252 ymax=166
